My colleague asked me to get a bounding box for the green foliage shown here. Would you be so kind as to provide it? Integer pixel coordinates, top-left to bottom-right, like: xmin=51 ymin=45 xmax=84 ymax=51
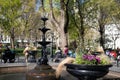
xmin=74 ymin=53 xmax=84 ymax=64
xmin=0 ymin=0 xmax=22 ymax=34
xmin=43 ymin=0 xmax=60 ymax=16
xmin=68 ymin=25 xmax=78 ymax=40
xmin=68 ymin=0 xmax=120 ymax=50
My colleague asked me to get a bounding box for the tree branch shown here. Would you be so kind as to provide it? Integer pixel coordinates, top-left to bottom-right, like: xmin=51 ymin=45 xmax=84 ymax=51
xmin=41 ymin=0 xmax=45 ymax=12
xmin=49 ymin=0 xmax=59 ymax=29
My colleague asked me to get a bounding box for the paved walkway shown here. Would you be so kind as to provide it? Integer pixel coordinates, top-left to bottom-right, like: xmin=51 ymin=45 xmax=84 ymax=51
xmin=109 ymin=61 xmax=120 ymax=72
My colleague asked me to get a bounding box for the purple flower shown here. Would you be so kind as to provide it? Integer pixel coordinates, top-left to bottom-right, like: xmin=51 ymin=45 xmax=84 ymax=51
xmin=83 ymin=54 xmax=88 ymax=59
xmin=95 ymin=57 xmax=101 ymax=63
xmin=82 ymin=54 xmax=101 ymax=64
xmin=87 ymin=55 xmax=95 ymax=61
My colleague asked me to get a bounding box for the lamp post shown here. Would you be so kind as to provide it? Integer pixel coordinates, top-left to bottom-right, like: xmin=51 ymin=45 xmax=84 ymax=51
xmin=0 ymin=31 xmax=3 ymax=42
xmin=0 ymin=30 xmax=3 ymax=47
xmin=51 ymin=32 xmax=54 ymax=58
xmin=29 ymin=29 xmax=32 ymax=43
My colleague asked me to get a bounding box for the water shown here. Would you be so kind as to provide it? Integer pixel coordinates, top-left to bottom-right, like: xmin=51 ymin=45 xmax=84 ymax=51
xmin=0 ymin=73 xmax=25 ymax=80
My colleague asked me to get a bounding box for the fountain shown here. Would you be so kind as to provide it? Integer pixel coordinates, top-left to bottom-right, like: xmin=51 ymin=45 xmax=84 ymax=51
xmin=0 ymin=63 xmax=27 ymax=80
xmin=26 ymin=17 xmax=56 ymax=80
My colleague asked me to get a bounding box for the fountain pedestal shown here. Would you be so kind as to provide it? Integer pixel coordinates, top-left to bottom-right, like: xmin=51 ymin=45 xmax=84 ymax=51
xmin=26 ymin=64 xmax=56 ymax=80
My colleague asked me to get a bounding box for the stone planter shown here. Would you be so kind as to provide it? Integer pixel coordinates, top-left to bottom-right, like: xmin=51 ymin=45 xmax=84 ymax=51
xmin=65 ymin=63 xmax=112 ymax=80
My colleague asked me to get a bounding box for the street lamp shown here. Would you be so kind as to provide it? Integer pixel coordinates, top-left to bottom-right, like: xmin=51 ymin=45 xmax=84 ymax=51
xmin=51 ymin=32 xmax=54 ymax=58
xmin=0 ymin=30 xmax=3 ymax=48
xmin=0 ymin=29 xmax=3 ymax=41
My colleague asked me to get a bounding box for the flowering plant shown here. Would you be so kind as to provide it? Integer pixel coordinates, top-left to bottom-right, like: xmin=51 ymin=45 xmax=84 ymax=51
xmin=74 ymin=52 xmax=111 ymax=65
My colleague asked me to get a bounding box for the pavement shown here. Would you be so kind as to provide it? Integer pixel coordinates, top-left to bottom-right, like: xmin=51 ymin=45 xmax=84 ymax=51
xmin=0 ymin=56 xmax=120 ymax=80
xmin=109 ymin=62 xmax=120 ymax=72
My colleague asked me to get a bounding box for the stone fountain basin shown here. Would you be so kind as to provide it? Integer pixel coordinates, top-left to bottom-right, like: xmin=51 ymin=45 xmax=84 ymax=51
xmin=0 ymin=73 xmax=26 ymax=80
xmin=0 ymin=63 xmax=27 ymax=74
xmin=0 ymin=63 xmax=27 ymax=80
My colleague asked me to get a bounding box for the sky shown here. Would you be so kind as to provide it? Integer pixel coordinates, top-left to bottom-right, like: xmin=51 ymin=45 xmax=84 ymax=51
xmin=35 ymin=0 xmax=41 ymax=12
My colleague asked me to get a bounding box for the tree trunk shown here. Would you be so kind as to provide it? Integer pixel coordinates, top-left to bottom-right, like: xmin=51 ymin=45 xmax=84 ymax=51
xmin=59 ymin=29 xmax=67 ymax=50
xmin=49 ymin=0 xmax=69 ymax=51
xmin=11 ymin=37 xmax=14 ymax=49
xmin=98 ymin=7 xmax=107 ymax=49
xmin=77 ymin=0 xmax=85 ymax=51
xmin=99 ymin=24 xmax=105 ymax=49
xmin=10 ymin=28 xmax=15 ymax=49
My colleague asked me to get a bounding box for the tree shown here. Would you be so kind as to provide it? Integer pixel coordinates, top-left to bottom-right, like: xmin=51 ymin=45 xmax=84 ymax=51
xmin=105 ymin=24 xmax=120 ymax=49
xmin=96 ymin=0 xmax=120 ymax=49
xmin=47 ymin=0 xmax=70 ymax=51
xmin=0 ymin=0 xmax=22 ymax=49
xmin=0 ymin=0 xmax=42 ymax=48
xmin=68 ymin=0 xmax=120 ymax=51
xmin=68 ymin=0 xmax=99 ymax=52
xmin=20 ymin=0 xmax=42 ymax=47
xmin=36 ymin=0 xmax=120 ymax=52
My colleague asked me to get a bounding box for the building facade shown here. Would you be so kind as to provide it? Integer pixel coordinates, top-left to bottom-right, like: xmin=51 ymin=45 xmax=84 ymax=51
xmin=105 ymin=24 xmax=120 ymax=49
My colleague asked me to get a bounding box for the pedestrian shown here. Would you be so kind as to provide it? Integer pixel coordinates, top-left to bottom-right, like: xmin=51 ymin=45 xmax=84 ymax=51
xmin=68 ymin=49 xmax=76 ymax=58
xmin=68 ymin=49 xmax=72 ymax=57
xmin=63 ymin=45 xmax=68 ymax=57
xmin=2 ymin=45 xmax=14 ymax=63
xmin=53 ymin=47 xmax=62 ymax=62
xmin=105 ymin=49 xmax=111 ymax=57
xmin=23 ymin=43 xmax=30 ymax=63
xmin=116 ymin=47 xmax=120 ymax=58
xmin=116 ymin=47 xmax=120 ymax=67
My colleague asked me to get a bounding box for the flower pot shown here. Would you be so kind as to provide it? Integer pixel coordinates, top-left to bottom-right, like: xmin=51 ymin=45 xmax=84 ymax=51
xmin=65 ymin=63 xmax=112 ymax=80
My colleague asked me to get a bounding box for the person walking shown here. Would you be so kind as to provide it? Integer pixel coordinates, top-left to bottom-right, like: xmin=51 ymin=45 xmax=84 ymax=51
xmin=23 ymin=43 xmax=30 ymax=63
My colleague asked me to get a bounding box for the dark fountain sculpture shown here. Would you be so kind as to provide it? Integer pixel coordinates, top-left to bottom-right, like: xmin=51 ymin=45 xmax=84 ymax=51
xmin=26 ymin=17 xmax=56 ymax=80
